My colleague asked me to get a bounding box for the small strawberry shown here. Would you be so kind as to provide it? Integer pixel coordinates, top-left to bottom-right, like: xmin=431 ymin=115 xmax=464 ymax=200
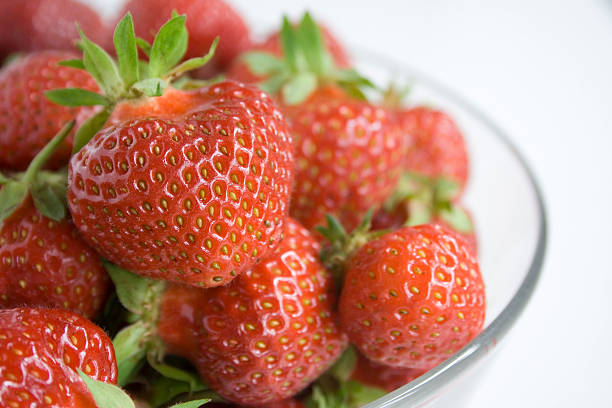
xmin=238 ymin=14 xmax=406 ymax=233
xmin=336 ymin=223 xmax=485 ymax=370
xmin=155 ymin=218 xmax=347 ymax=405
xmin=397 ymin=106 xmax=469 ymax=193
xmin=350 ymin=351 xmax=424 ymax=392
xmin=0 ymin=51 xmax=99 ymax=170
xmin=0 ymin=307 xmax=118 ymax=407
xmin=0 ymin=0 xmax=112 ymax=59
xmin=120 ymin=0 xmax=251 ymax=76
xmin=228 ymin=21 xmax=349 ymax=84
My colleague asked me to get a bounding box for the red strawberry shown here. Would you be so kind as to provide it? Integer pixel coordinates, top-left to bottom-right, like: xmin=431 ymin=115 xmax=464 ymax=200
xmin=399 ymin=107 xmax=469 ymax=193
xmin=351 ymin=352 xmax=425 ymax=392
xmin=0 ymin=51 xmax=98 ymax=170
xmin=157 ymin=218 xmax=347 ymax=405
xmin=121 ymin=0 xmax=251 ymax=76
xmin=68 ymin=80 xmax=293 ymax=287
xmin=0 ymin=0 xmax=112 ymax=59
xmin=228 ymin=23 xmax=349 ymax=84
xmin=206 ymin=400 xmax=305 ymax=408
xmin=0 ymin=198 xmax=109 ymax=319
xmin=338 ymin=223 xmax=485 ymax=370
xmin=0 ymin=307 xmax=118 ymax=407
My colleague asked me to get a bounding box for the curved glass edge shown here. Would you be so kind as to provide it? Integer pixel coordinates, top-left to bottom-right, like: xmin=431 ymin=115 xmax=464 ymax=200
xmin=356 ymin=49 xmax=549 ymax=408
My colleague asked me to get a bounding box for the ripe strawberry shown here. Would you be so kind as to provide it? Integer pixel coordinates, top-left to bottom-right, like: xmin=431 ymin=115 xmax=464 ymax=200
xmin=0 ymin=51 xmax=98 ymax=170
xmin=228 ymin=23 xmax=349 ymax=84
xmin=68 ymin=80 xmax=293 ymax=288
xmin=0 ymin=197 xmax=109 ymax=319
xmin=338 ymin=223 xmax=485 ymax=370
xmin=120 ymin=0 xmax=251 ymax=76
xmin=0 ymin=0 xmax=112 ymax=59
xmin=157 ymin=218 xmax=347 ymax=405
xmin=399 ymin=107 xmax=469 ymax=193
xmin=0 ymin=307 xmax=118 ymax=407
xmin=350 ymin=352 xmax=424 ymax=392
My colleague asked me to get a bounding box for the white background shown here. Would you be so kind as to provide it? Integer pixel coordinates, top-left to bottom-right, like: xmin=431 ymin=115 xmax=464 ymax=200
xmin=91 ymin=0 xmax=612 ymax=406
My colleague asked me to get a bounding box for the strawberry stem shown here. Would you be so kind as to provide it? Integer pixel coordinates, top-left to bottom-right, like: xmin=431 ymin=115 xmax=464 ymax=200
xmin=22 ymin=120 xmax=74 ymax=186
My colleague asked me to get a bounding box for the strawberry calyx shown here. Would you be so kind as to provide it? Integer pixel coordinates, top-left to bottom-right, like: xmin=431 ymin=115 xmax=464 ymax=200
xmin=45 ymin=12 xmax=218 ymax=153
xmin=242 ymin=12 xmax=374 ymax=105
xmin=380 ymin=82 xmax=411 ymax=109
xmin=0 ymin=120 xmax=75 ymax=224
xmin=385 ymin=172 xmax=474 ymax=233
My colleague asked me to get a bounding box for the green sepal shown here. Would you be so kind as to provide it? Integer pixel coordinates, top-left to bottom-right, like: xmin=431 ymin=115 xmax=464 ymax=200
xmin=0 ymin=172 xmax=9 ymax=184
xmin=72 ymin=106 xmax=113 ymax=154
xmin=170 ymin=399 xmax=211 ymax=408
xmin=328 ymin=346 xmax=357 ymax=382
xmin=172 ymin=74 xmax=225 ymax=91
xmin=259 ymin=72 xmax=290 ymax=96
xmin=104 ymin=262 xmax=160 ymax=315
xmin=0 ymin=182 xmax=28 ymax=224
xmin=78 ymin=369 xmax=136 ymax=408
xmin=280 ymin=16 xmax=298 ymax=72
xmin=58 ymin=58 xmax=86 ymax=69
xmin=282 ymin=71 xmax=317 ymax=105
xmin=45 ymin=88 xmax=109 ymax=107
xmin=438 ymin=205 xmax=473 ymax=233
xmin=132 ymin=78 xmax=168 ymax=97
xmin=242 ymin=51 xmax=285 ymax=76
xmin=136 ymin=37 xmax=152 ymax=58
xmin=315 ymin=214 xmax=348 ymax=246
xmin=147 ymin=352 xmax=205 ymax=393
xmin=165 ymin=37 xmax=219 ymax=81
xmin=149 ymin=375 xmax=212 ymax=408
xmin=114 ymin=13 xmax=139 ymax=88
xmin=78 ymin=25 xmax=124 ymax=100
xmin=113 ymin=322 xmax=149 ymax=386
xmin=297 ymin=12 xmax=327 ymax=75
xmin=149 ymin=14 xmax=188 ymax=78
xmin=31 ymin=183 xmax=65 ymax=221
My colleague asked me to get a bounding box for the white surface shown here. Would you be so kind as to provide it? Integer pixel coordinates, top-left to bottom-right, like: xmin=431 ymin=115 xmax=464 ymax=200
xmin=89 ymin=0 xmax=612 ymax=406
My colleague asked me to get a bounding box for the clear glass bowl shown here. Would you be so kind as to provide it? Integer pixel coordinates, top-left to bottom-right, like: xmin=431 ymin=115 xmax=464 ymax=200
xmin=353 ymin=50 xmax=547 ymax=407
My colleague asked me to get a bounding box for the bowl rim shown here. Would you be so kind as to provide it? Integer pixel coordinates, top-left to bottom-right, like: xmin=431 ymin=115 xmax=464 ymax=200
xmin=356 ymin=49 xmax=549 ymax=408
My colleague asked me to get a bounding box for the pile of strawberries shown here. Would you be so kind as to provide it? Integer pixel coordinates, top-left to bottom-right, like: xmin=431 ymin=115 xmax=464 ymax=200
xmin=0 ymin=1 xmax=486 ymax=407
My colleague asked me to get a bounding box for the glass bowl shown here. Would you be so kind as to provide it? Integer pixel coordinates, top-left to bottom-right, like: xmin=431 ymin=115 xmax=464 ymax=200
xmin=353 ymin=50 xmax=548 ymax=407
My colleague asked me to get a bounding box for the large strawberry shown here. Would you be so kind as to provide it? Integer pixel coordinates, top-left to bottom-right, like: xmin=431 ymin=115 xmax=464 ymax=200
xmin=155 ymin=218 xmax=347 ymax=405
xmin=0 ymin=51 xmax=98 ymax=170
xmin=120 ymin=0 xmax=251 ymax=76
xmin=239 ymin=14 xmax=405 ymax=233
xmin=48 ymin=14 xmax=293 ymax=288
xmin=0 ymin=0 xmax=112 ymax=59
xmin=0 ymin=307 xmax=118 ymax=407
xmin=334 ymin=223 xmax=485 ymax=370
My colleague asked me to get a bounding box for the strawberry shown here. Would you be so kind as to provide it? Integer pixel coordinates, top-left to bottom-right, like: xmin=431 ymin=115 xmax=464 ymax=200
xmin=0 ymin=307 xmax=118 ymax=407
xmin=155 ymin=218 xmax=347 ymax=405
xmin=350 ymin=351 xmax=424 ymax=392
xmin=0 ymin=0 xmax=112 ymax=59
xmin=0 ymin=197 xmax=109 ymax=319
xmin=238 ymin=14 xmax=406 ymax=233
xmin=0 ymin=51 xmax=98 ymax=170
xmin=398 ymin=106 xmax=469 ymax=193
xmin=336 ymin=223 xmax=485 ymax=370
xmin=120 ymin=0 xmax=251 ymax=76
xmin=228 ymin=22 xmax=349 ymax=84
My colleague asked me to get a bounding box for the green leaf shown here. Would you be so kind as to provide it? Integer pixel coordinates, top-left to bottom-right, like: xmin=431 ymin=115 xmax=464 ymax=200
xmin=297 ymin=12 xmax=326 ymax=75
xmin=242 ymin=51 xmax=285 ymax=76
xmin=113 ymin=322 xmax=148 ymax=386
xmin=31 ymin=184 xmax=65 ymax=221
xmin=45 ymin=88 xmax=109 ymax=107
xmin=72 ymin=106 xmax=112 ymax=154
xmin=132 ymin=78 xmax=168 ymax=97
xmin=149 ymin=14 xmax=188 ymax=78
xmin=343 ymin=380 xmax=387 ymax=406
xmin=147 ymin=353 xmax=203 ymax=392
xmin=169 ymin=399 xmax=210 ymax=408
xmin=0 ymin=182 xmax=28 ymax=224
xmin=282 ymin=71 xmax=317 ymax=105
xmin=438 ymin=205 xmax=474 ymax=234
xmin=434 ymin=177 xmax=460 ymax=201
xmin=104 ymin=262 xmax=153 ymax=315
xmin=329 ymin=346 xmax=357 ymax=382
xmin=114 ymin=13 xmax=139 ymax=88
xmin=165 ymin=37 xmax=219 ymax=80
xmin=136 ymin=37 xmax=152 ymax=58
xmin=58 ymin=59 xmax=86 ymax=69
xmin=78 ymin=26 xmax=124 ymax=100
xmin=280 ymin=16 xmax=298 ymax=72
xmin=78 ymin=369 xmax=135 ymax=408
xmin=259 ymin=72 xmax=290 ymax=96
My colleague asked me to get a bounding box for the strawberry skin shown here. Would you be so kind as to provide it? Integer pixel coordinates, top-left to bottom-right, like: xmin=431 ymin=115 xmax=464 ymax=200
xmin=0 ymin=307 xmax=117 ymax=407
xmin=400 ymin=107 xmax=469 ymax=192
xmin=0 ymin=198 xmax=109 ymax=319
xmin=158 ymin=218 xmax=347 ymax=405
xmin=121 ymin=0 xmax=251 ymax=75
xmin=286 ymin=86 xmax=406 ymax=232
xmin=68 ymin=81 xmax=293 ymax=288
xmin=339 ymin=224 xmax=485 ymax=370
xmin=351 ymin=351 xmax=425 ymax=392
xmin=0 ymin=0 xmax=112 ymax=59
xmin=0 ymin=51 xmax=98 ymax=170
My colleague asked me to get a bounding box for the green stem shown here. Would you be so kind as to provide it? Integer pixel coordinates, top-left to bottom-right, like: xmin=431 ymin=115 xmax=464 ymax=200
xmin=22 ymin=120 xmax=75 ymax=185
